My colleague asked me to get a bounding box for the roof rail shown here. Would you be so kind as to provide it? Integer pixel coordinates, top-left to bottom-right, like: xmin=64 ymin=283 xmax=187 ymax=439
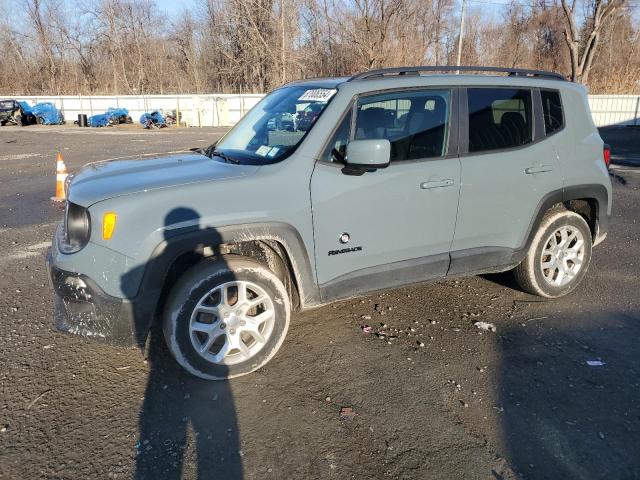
xmin=348 ymin=66 xmax=566 ymax=82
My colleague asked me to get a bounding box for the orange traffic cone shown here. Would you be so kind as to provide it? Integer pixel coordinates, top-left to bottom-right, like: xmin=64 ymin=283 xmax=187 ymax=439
xmin=51 ymin=152 xmax=68 ymax=202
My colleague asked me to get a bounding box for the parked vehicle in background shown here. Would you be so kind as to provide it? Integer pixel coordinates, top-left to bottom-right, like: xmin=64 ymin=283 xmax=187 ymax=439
xmin=0 ymin=99 xmax=35 ymax=126
xmin=31 ymin=102 xmax=65 ymax=125
xmin=140 ymin=110 xmax=166 ymax=129
xmin=48 ymin=66 xmax=612 ymax=381
xmin=163 ymin=110 xmax=176 ymax=125
xmin=107 ymin=107 xmax=132 ymax=125
xmin=18 ymin=102 xmax=37 ymax=125
xmin=87 ymin=108 xmax=132 ymax=127
xmin=267 ymin=112 xmax=296 ymax=131
xmin=296 ymin=102 xmax=324 ymax=131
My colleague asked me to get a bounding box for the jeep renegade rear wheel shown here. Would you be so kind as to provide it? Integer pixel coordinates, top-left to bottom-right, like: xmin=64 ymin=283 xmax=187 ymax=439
xmin=513 ymin=208 xmax=592 ymax=298
xmin=163 ymin=256 xmax=290 ymax=380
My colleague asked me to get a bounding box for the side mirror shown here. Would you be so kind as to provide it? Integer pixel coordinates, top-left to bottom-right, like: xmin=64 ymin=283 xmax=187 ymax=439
xmin=342 ymin=139 xmax=391 ymax=175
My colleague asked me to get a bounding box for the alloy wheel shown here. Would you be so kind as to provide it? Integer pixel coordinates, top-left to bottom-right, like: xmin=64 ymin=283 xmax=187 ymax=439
xmin=189 ymin=280 xmax=275 ymax=365
xmin=540 ymin=226 xmax=585 ymax=287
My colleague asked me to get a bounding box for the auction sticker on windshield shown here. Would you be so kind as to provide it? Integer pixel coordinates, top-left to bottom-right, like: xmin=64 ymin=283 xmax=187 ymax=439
xmin=256 ymin=145 xmax=271 ymax=156
xmin=298 ymin=89 xmax=336 ymax=102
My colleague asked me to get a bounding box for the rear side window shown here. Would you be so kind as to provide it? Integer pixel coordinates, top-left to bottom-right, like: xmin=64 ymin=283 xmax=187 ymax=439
xmin=467 ymin=88 xmax=532 ymax=153
xmin=354 ymin=89 xmax=451 ymax=162
xmin=541 ymin=89 xmax=564 ymax=135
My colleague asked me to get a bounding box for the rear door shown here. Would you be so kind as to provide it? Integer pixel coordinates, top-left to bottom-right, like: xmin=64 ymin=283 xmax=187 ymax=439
xmin=310 ymin=88 xmax=461 ymax=294
xmin=449 ymin=87 xmax=563 ymax=274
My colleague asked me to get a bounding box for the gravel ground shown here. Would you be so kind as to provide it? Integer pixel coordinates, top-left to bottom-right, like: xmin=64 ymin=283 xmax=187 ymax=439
xmin=0 ymin=124 xmax=639 ymax=480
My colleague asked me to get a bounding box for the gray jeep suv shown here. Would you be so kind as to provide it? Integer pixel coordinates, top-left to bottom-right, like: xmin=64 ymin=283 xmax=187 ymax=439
xmin=47 ymin=66 xmax=612 ymax=379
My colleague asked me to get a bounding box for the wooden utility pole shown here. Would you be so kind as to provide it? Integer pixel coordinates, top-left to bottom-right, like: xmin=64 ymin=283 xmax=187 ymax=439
xmin=456 ymin=0 xmax=466 ymax=72
xmin=280 ymin=0 xmax=286 ymax=83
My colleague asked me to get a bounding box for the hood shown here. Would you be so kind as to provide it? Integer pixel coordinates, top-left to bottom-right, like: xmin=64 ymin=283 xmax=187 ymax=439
xmin=68 ymin=153 xmax=260 ymax=207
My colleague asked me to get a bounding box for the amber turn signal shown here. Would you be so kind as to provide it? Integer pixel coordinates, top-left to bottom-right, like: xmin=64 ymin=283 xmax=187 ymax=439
xmin=102 ymin=212 xmax=117 ymax=240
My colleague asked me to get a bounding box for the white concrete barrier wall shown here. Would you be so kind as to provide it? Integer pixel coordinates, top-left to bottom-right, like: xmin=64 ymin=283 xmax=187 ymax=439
xmin=588 ymin=95 xmax=640 ymax=127
xmin=9 ymin=93 xmax=639 ymax=127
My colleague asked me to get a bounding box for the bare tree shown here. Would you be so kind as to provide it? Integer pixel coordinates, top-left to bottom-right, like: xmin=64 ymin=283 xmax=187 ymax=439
xmin=560 ymin=0 xmax=625 ymax=83
xmin=0 ymin=0 xmax=638 ymax=95
xmin=24 ymin=0 xmax=61 ymax=93
xmin=589 ymin=9 xmax=640 ymax=92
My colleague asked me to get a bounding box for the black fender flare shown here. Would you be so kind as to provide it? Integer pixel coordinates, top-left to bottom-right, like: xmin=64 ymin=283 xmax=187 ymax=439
xmin=130 ymin=221 xmax=320 ymax=315
xmin=519 ymin=184 xmax=609 ymax=259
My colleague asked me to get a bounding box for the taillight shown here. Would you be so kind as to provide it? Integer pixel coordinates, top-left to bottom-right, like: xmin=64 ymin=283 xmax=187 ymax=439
xmin=603 ymin=144 xmax=611 ymax=169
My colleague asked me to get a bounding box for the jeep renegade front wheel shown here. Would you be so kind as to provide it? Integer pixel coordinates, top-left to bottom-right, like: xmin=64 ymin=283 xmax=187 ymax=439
xmin=513 ymin=208 xmax=592 ymax=298
xmin=163 ymin=256 xmax=290 ymax=380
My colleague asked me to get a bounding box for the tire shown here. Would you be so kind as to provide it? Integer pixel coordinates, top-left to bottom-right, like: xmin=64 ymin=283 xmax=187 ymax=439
xmin=513 ymin=208 xmax=592 ymax=298
xmin=37 ymin=116 xmax=44 ymax=125
xmin=163 ymin=256 xmax=291 ymax=380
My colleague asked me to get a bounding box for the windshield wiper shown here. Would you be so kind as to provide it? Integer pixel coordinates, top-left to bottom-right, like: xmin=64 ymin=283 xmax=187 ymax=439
xmin=191 ymin=143 xmax=240 ymax=164
xmin=210 ymin=150 xmax=240 ymax=164
xmin=190 ymin=142 xmax=218 ymax=158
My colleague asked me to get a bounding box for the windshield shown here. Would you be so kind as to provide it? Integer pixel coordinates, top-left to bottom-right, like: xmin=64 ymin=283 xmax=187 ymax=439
xmin=213 ymin=85 xmax=337 ymax=164
xmin=0 ymin=101 xmax=14 ymax=110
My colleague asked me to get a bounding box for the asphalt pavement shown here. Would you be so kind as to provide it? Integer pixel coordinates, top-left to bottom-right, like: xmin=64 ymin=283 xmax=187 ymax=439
xmin=0 ymin=124 xmax=639 ymax=480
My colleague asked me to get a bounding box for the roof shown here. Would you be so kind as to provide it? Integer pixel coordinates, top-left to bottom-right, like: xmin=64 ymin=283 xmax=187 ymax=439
xmin=348 ymin=66 xmax=566 ymax=82
xmin=280 ymin=66 xmax=573 ymax=94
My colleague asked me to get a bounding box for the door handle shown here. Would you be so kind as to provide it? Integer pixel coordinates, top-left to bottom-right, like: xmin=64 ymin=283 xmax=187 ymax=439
xmin=525 ymin=165 xmax=553 ymax=174
xmin=420 ymin=179 xmax=455 ymax=189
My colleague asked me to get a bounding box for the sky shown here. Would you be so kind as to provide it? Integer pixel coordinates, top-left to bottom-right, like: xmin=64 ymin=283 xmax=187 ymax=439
xmin=4 ymin=0 xmax=635 ymax=29
xmin=148 ymin=0 xmax=512 ymax=27
xmin=149 ymin=0 xmax=638 ymax=27
xmin=155 ymin=0 xmax=191 ymax=16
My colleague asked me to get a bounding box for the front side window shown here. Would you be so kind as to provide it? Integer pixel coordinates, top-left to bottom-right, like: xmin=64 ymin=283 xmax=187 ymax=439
xmin=541 ymin=89 xmax=564 ymax=135
xmin=353 ymin=89 xmax=451 ymax=162
xmin=468 ymin=88 xmax=533 ymax=153
xmin=322 ymin=109 xmax=352 ymax=163
xmin=214 ymin=85 xmax=336 ymax=164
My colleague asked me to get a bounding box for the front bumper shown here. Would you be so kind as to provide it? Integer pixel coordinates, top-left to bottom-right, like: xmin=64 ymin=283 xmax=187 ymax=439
xmin=47 ymin=256 xmax=138 ymax=346
xmin=47 ymin=224 xmax=158 ymax=347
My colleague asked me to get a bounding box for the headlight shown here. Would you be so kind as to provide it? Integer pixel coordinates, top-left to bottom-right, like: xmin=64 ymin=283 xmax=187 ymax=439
xmin=60 ymin=202 xmax=91 ymax=254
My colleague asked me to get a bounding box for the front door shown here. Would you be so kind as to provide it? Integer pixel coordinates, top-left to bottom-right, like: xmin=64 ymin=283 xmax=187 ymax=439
xmin=310 ymin=88 xmax=461 ymax=297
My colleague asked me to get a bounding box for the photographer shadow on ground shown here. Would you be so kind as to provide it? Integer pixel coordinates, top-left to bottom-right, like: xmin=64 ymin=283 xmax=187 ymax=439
xmin=127 ymin=207 xmax=243 ymax=480
xmin=497 ymin=310 xmax=640 ymax=479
